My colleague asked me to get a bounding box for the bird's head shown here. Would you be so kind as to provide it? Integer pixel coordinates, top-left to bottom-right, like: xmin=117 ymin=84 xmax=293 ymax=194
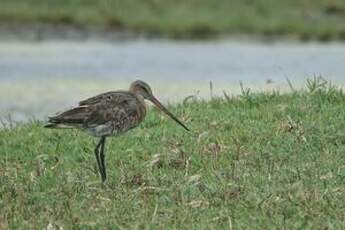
xmin=130 ymin=80 xmax=153 ymax=100
xmin=130 ymin=80 xmax=189 ymax=131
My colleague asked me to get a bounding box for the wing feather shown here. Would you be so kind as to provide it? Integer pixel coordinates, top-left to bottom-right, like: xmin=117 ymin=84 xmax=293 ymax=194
xmin=79 ymin=91 xmax=127 ymax=106
xmin=45 ymin=91 xmax=146 ymax=132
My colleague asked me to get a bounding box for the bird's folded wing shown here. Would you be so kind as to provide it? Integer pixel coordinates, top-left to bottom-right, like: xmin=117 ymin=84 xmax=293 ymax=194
xmin=47 ymin=91 xmax=140 ymax=129
xmin=79 ymin=91 xmax=127 ymax=106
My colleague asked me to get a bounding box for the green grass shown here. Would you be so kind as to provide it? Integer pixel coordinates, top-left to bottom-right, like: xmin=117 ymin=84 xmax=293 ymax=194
xmin=1 ymin=78 xmax=345 ymax=228
xmin=1 ymin=0 xmax=345 ymax=40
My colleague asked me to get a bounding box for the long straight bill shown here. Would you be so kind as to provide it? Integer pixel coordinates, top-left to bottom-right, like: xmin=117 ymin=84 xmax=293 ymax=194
xmin=150 ymin=96 xmax=190 ymax=131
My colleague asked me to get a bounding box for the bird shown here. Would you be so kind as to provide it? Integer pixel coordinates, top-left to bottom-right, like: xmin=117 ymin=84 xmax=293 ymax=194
xmin=45 ymin=80 xmax=189 ymax=182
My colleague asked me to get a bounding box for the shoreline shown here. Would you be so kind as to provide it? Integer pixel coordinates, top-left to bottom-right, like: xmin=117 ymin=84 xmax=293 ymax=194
xmin=1 ymin=23 xmax=344 ymax=43
xmin=2 ymin=78 xmax=345 ymax=124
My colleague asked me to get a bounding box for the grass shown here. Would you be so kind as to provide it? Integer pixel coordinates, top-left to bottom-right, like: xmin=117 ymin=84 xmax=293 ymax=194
xmin=1 ymin=0 xmax=345 ymax=40
xmin=1 ymin=78 xmax=345 ymax=228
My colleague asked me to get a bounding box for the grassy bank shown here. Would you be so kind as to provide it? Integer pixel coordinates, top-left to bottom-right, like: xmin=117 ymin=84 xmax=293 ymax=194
xmin=1 ymin=0 xmax=345 ymax=40
xmin=1 ymin=79 xmax=345 ymax=228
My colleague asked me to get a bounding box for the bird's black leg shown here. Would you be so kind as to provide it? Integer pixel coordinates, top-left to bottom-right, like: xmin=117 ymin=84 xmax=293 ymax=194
xmin=99 ymin=136 xmax=107 ymax=182
xmin=94 ymin=137 xmax=104 ymax=181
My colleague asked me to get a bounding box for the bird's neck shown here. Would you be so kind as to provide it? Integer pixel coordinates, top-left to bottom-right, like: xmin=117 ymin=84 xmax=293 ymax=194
xmin=135 ymin=93 xmax=145 ymax=103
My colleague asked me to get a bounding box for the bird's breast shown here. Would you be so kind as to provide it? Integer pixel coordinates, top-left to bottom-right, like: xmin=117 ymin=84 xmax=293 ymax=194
xmin=132 ymin=94 xmax=147 ymax=124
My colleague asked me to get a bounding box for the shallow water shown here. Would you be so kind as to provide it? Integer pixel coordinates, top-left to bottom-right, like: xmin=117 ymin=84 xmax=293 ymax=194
xmin=1 ymin=39 xmax=345 ymax=122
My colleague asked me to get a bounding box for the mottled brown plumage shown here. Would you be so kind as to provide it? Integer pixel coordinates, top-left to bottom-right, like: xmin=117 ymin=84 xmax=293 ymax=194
xmin=45 ymin=80 xmax=189 ymax=182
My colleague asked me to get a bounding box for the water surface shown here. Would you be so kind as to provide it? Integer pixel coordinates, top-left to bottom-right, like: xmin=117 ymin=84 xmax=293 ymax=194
xmin=1 ymin=39 xmax=344 ymax=122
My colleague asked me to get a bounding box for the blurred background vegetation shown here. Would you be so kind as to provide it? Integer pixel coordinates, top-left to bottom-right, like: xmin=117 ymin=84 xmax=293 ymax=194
xmin=1 ymin=0 xmax=345 ymax=40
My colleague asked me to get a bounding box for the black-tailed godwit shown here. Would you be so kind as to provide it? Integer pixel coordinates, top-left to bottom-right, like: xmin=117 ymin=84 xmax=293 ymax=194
xmin=45 ymin=80 xmax=189 ymax=182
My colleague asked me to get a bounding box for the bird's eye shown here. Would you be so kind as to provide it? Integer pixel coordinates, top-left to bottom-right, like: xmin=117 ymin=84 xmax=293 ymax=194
xmin=143 ymin=87 xmax=150 ymax=94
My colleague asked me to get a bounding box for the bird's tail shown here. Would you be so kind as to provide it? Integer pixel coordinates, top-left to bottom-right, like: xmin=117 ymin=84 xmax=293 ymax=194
xmin=44 ymin=106 xmax=89 ymax=129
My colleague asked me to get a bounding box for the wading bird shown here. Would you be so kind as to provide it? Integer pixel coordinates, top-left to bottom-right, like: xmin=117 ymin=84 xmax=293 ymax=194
xmin=45 ymin=80 xmax=189 ymax=182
